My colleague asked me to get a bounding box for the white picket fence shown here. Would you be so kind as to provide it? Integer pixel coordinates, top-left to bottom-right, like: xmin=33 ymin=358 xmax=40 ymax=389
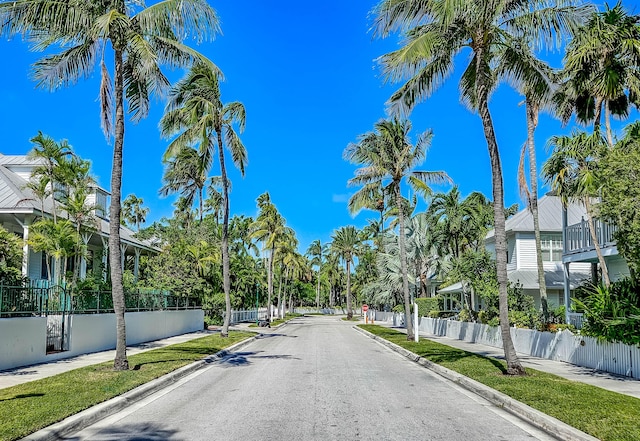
xmin=370 ymin=311 xmax=640 ymax=379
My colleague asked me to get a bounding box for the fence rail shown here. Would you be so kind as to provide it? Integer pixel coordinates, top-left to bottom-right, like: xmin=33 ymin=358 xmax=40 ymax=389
xmin=0 ymin=284 xmax=201 ymax=318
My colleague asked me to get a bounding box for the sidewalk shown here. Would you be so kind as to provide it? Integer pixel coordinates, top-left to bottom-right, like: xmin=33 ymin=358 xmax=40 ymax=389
xmin=377 ymin=321 xmax=640 ymax=400
xmin=0 ymin=324 xmax=255 ymax=391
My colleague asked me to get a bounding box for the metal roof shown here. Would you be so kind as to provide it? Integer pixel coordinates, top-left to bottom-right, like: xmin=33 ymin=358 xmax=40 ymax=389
xmin=486 ymin=194 xmax=588 ymax=240
xmin=508 ymin=269 xmax=590 ymax=290
xmin=0 ymin=156 xmax=157 ymax=251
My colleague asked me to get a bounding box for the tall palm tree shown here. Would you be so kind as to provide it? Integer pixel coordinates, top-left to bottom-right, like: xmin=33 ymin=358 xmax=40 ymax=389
xmin=542 ymin=130 xmax=611 ymax=286
xmin=161 ymin=63 xmax=247 ymax=337
xmin=330 ymin=226 xmax=362 ymax=319
xmin=345 ymin=118 xmax=450 ymax=339
xmin=372 ymin=0 xmax=588 ymax=373
xmin=0 ymin=0 xmax=220 ymax=370
xmin=306 ymin=240 xmax=324 ymax=308
xmin=497 ymin=42 xmax=559 ymax=320
xmin=555 ymin=2 xmax=640 ymax=147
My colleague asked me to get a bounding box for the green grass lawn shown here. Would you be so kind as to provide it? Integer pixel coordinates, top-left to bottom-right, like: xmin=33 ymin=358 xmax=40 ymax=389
xmin=0 ymin=331 xmax=254 ymax=441
xmin=360 ymin=325 xmax=640 ymax=441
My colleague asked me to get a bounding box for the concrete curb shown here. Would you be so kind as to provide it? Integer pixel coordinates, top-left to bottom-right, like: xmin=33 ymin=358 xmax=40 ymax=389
xmin=22 ymin=334 xmax=259 ymax=441
xmin=354 ymin=326 xmax=599 ymax=441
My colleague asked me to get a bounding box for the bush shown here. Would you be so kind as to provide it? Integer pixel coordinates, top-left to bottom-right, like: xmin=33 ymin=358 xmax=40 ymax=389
xmin=428 ymin=309 xmax=440 ymax=318
xmin=458 ymin=308 xmax=472 ymax=322
xmin=415 ymin=297 xmax=441 ymax=317
xmin=575 ymin=278 xmax=640 ymax=345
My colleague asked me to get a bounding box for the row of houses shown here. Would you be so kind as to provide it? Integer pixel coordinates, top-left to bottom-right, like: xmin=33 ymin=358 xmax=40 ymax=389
xmin=438 ymin=193 xmax=630 ymax=323
xmin=0 ymin=153 xmax=157 ymax=283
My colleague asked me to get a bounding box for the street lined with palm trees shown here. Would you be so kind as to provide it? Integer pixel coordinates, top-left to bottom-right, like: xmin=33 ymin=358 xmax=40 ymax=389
xmin=68 ymin=316 xmax=554 ymax=441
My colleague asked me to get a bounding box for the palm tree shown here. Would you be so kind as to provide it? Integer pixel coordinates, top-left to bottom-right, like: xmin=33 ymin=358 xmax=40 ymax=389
xmin=372 ymin=0 xmax=588 ymax=374
xmin=122 ymin=194 xmax=148 ymax=232
xmin=251 ymin=193 xmax=292 ymax=322
xmin=542 ymin=130 xmax=611 ymax=286
xmin=0 ymin=0 xmax=220 ymax=370
xmin=503 ymin=50 xmax=557 ymax=321
xmin=555 ymin=3 xmax=640 ymax=147
xmin=345 ymin=118 xmax=450 ymax=339
xmin=161 ymin=63 xmax=247 ymax=337
xmin=306 ymin=240 xmax=324 ymax=308
xmin=58 ymin=156 xmax=98 ymax=287
xmin=330 ymin=226 xmax=362 ymax=319
xmin=27 ymin=131 xmax=73 ymax=223
xmin=28 ymin=218 xmax=77 ymax=284
xmin=159 ymin=147 xmax=208 ymax=221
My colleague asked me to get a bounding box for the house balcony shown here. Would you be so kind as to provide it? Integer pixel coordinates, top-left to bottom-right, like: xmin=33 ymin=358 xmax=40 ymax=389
xmin=563 ymin=218 xmax=618 ymax=263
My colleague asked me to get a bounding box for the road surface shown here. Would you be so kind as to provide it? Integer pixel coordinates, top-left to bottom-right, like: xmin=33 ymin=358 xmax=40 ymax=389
xmin=67 ymin=316 xmax=555 ymax=440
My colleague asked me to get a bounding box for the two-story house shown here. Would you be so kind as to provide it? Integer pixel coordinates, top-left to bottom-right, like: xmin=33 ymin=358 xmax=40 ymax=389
xmin=0 ymin=153 xmax=156 ymax=283
xmin=482 ymin=194 xmax=592 ymax=310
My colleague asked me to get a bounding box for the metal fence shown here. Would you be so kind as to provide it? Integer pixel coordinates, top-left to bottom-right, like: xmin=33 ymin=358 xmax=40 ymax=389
xmin=0 ymin=284 xmax=202 ymax=318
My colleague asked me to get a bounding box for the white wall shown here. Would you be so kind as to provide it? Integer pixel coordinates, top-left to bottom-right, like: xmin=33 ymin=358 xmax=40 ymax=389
xmin=0 ymin=309 xmax=204 ymax=371
xmin=0 ymin=317 xmax=47 ymax=370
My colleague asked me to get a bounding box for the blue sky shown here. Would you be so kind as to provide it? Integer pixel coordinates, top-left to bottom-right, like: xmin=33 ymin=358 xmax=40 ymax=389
xmin=0 ymin=0 xmax=634 ymax=253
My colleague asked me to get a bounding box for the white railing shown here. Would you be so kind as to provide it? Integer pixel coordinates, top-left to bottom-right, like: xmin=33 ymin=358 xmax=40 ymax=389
xmin=564 ymin=218 xmax=617 ymax=255
xmin=229 ymin=308 xmax=268 ymax=324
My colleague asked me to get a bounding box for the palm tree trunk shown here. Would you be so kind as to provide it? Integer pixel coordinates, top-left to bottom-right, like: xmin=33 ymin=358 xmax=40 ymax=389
xmin=346 ymin=260 xmax=352 ymax=319
xmin=583 ymin=196 xmax=611 ymax=287
xmin=277 ymin=266 xmax=284 ymax=318
xmin=526 ymin=99 xmax=548 ymax=321
xmin=316 ymin=264 xmax=320 ymax=308
xmin=604 ymin=101 xmax=614 ymax=148
xmin=110 ymin=48 xmax=128 ymax=371
xmin=217 ymin=132 xmax=231 ymax=337
xmin=267 ymin=245 xmax=275 ymax=322
xmin=476 ymin=59 xmax=524 ymax=374
xmin=395 ymin=184 xmax=414 ymax=340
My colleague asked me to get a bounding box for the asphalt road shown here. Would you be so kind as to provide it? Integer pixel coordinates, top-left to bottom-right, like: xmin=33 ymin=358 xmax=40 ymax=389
xmin=66 ymin=316 xmax=556 ymax=441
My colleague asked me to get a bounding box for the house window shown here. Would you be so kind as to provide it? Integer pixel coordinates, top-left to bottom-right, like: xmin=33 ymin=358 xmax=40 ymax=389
xmin=541 ymin=234 xmax=563 ymax=262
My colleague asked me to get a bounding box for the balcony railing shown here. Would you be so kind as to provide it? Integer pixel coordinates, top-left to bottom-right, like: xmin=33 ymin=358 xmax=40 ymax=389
xmin=564 ymin=217 xmax=617 ymax=255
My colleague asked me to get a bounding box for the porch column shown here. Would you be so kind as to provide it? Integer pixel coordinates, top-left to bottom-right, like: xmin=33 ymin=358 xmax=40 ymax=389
xmin=21 ymin=222 xmax=30 ymax=278
xmin=101 ymin=236 xmax=109 ymax=282
xmin=120 ymin=243 xmax=128 ymax=271
xmin=80 ymin=233 xmax=91 ymax=280
xmin=134 ymin=248 xmax=141 ymax=281
xmin=562 ymin=204 xmax=571 ymax=324
xmin=563 ymin=262 xmax=571 ymax=324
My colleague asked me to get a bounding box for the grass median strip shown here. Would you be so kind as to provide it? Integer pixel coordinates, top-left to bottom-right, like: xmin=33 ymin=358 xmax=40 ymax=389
xmin=0 ymin=331 xmax=255 ymax=441
xmin=360 ymin=324 xmax=640 ymax=441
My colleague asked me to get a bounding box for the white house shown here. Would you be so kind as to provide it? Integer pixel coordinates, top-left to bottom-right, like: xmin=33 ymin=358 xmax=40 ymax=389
xmin=482 ymin=194 xmax=592 ymax=309
xmin=0 ymin=153 xmax=157 ymax=283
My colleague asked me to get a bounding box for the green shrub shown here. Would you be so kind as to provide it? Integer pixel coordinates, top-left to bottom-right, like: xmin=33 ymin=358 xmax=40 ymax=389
xmin=458 ymin=308 xmax=472 ymax=322
xmin=428 ymin=309 xmax=440 ymax=318
xmin=415 ymin=297 xmax=441 ymax=317
xmin=575 ymin=279 xmax=640 ymax=345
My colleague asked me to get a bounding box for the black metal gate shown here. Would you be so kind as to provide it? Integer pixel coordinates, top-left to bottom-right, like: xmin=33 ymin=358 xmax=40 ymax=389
xmin=45 ymin=285 xmax=70 ymax=353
